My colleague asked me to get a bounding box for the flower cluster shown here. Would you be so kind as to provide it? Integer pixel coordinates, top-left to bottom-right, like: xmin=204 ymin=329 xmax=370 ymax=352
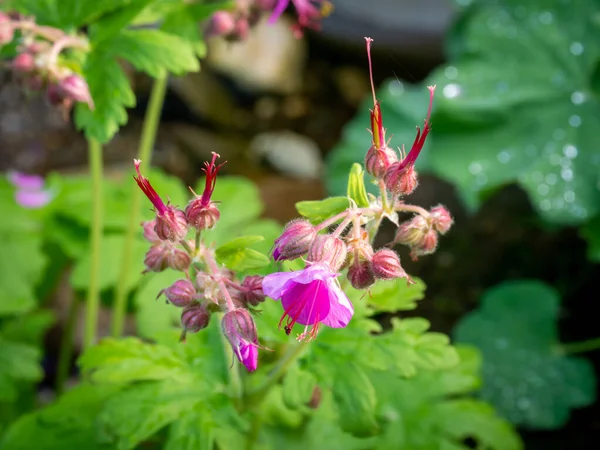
xmin=206 ymin=0 xmax=332 ymax=40
xmin=134 ymin=154 xmax=265 ymax=372
xmin=0 ymin=11 xmax=93 ymax=117
xmin=262 ymin=37 xmax=453 ymax=339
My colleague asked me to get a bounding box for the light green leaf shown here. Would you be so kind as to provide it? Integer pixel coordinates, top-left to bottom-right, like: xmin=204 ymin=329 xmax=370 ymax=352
xmin=215 ymin=235 xmax=265 ymax=253
xmin=346 ymin=276 xmax=426 ymax=316
xmin=0 ymin=310 xmax=55 ymax=345
xmin=347 ymin=163 xmax=370 ymax=208
xmin=215 ymin=247 xmax=270 ymax=272
xmin=296 ymin=196 xmax=350 ymax=224
xmin=0 ymin=339 xmax=43 ymax=402
xmin=165 ymin=403 xmax=215 ymax=450
xmin=281 ymin=363 xmax=317 ymax=410
xmin=454 ymin=280 xmax=597 ymax=429
xmin=89 ymin=0 xmax=156 ymax=43
xmin=78 ymin=337 xmax=192 ymax=384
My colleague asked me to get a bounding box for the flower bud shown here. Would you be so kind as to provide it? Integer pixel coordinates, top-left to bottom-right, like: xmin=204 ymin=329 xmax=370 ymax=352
xmin=58 ymin=74 xmax=94 ymax=109
xmin=180 ymin=304 xmax=211 ymax=341
xmin=347 ymin=260 xmax=375 ymax=289
xmin=142 ymin=220 xmax=160 ymax=243
xmin=12 ymin=53 xmax=35 ymax=73
xmin=384 ymin=163 xmax=418 ymax=196
xmin=365 ymin=145 xmax=398 ymax=179
xmin=155 ymin=207 xmax=188 ymax=242
xmin=228 ymin=17 xmax=250 ymax=42
xmin=143 ymin=244 xmax=169 ymax=273
xmin=185 ymin=199 xmax=220 ymax=230
xmin=394 ymin=215 xmax=430 ymax=247
xmin=222 ymin=308 xmax=259 ymax=372
xmin=159 ymin=279 xmax=196 ymax=307
xmin=371 ymin=248 xmax=407 ymax=280
xmin=307 ymin=234 xmax=348 ymax=271
xmin=273 ymin=219 xmax=317 ymax=261
xmin=206 ymin=11 xmax=236 ymax=37
xmin=430 ymin=205 xmax=453 ymax=234
xmin=166 ymin=246 xmax=192 ymax=271
xmin=46 ymin=82 xmax=68 ymax=107
xmin=240 ymin=275 xmax=266 ymax=306
xmin=410 ymin=229 xmax=438 ymax=259
xmin=0 ymin=13 xmax=14 ymax=45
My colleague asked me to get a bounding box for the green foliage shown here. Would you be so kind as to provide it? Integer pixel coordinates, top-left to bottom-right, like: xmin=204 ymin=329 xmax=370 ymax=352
xmin=328 ymin=0 xmax=600 ymax=226
xmin=346 ymin=163 xmax=370 ymax=208
xmin=581 ymin=215 xmax=600 ymax=261
xmin=216 ymin=236 xmax=270 ymax=271
xmin=296 ymin=197 xmax=350 ymax=224
xmin=454 ymin=280 xmax=596 ymax=429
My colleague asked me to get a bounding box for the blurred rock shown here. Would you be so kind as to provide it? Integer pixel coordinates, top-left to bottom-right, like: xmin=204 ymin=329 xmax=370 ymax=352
xmin=207 ymin=15 xmax=307 ymax=94
xmin=334 ymin=66 xmax=370 ymax=107
xmin=257 ymin=175 xmax=325 ymax=222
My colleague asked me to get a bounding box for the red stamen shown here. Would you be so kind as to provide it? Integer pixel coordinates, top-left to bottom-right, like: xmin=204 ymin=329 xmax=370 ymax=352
xmin=398 ymin=86 xmax=436 ymax=170
xmin=365 ymin=37 xmax=385 ymax=150
xmin=200 ymin=152 xmax=226 ymax=206
xmin=133 ymin=159 xmax=167 ymax=214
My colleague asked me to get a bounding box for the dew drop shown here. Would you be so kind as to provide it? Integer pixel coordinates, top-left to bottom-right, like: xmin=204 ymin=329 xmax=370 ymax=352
xmin=564 ymin=191 xmax=576 ymax=202
xmin=537 ymin=184 xmax=549 ymax=195
xmin=553 ymin=198 xmax=565 ymax=209
xmin=552 ymin=128 xmax=565 ymax=140
xmin=388 ymin=80 xmax=405 ymax=96
xmin=563 ymin=144 xmax=578 ymax=159
xmin=545 ymin=173 xmax=557 ymax=185
xmin=539 ymin=199 xmax=551 ymax=211
xmin=568 ymin=114 xmax=582 ymax=127
xmin=468 ymin=162 xmax=483 ymax=174
xmin=552 ymin=72 xmax=566 ymax=87
xmin=539 ymin=11 xmax=553 ymax=24
xmin=444 ymin=66 xmax=458 ymax=80
xmin=497 ymin=150 xmax=512 ymax=163
xmin=517 ymin=398 xmax=531 ymax=410
xmin=476 ymin=174 xmax=488 ymax=186
xmin=561 ymin=168 xmax=574 ymax=181
xmin=571 ymin=91 xmax=586 ymax=105
xmin=443 ymin=83 xmax=461 ymax=99
xmin=570 ymin=41 xmax=584 ymax=55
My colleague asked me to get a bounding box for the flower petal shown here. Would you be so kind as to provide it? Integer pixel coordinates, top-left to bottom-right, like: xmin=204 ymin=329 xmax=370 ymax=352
xmin=15 ymin=190 xmax=52 ymax=209
xmin=239 ymin=341 xmax=258 ymax=372
xmin=320 ymin=278 xmax=353 ymax=328
xmin=262 ymin=270 xmax=300 ymax=299
xmin=290 ymin=263 xmax=337 ymax=285
xmin=268 ymin=0 xmax=290 ymax=24
xmin=281 ymin=279 xmax=330 ymax=326
xmin=8 ymin=172 xmax=45 ymax=190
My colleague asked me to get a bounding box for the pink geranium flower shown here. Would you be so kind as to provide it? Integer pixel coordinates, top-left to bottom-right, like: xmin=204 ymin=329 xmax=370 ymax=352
xmin=262 ymin=263 xmax=354 ymax=341
xmin=8 ymin=171 xmax=53 ymax=209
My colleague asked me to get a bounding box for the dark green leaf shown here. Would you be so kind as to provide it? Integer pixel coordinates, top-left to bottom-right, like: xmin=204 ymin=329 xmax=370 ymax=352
xmin=454 ymin=280 xmax=597 ymax=429
xmin=347 ymin=163 xmax=370 ymax=208
xmin=89 ymin=0 xmax=156 ymax=44
xmin=296 ymin=196 xmax=350 ymax=224
xmin=581 ymin=215 xmax=600 ymax=261
xmin=281 ymin=363 xmax=317 ymax=410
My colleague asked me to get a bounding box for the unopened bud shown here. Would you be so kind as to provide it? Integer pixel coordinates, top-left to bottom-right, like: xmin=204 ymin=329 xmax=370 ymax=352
xmin=307 ymin=234 xmax=348 ymax=271
xmin=384 ymin=163 xmax=418 ymax=196
xmin=155 ymin=207 xmax=188 ymax=242
xmin=58 ymin=74 xmax=94 ymax=109
xmin=347 ymin=260 xmax=375 ymax=289
xmin=143 ymin=244 xmax=169 ymax=273
xmin=185 ymin=199 xmax=220 ymax=230
xmin=430 ymin=205 xmax=453 ymax=234
xmin=222 ymin=308 xmax=259 ymax=372
xmin=12 ymin=53 xmax=35 ymax=73
xmin=159 ymin=279 xmax=196 ymax=307
xmin=206 ymin=11 xmax=236 ymax=37
xmin=365 ymin=145 xmax=398 ymax=179
xmin=166 ymin=246 xmax=192 ymax=271
xmin=273 ymin=219 xmax=317 ymax=261
xmin=180 ymin=304 xmax=211 ymax=341
xmin=229 ymin=17 xmax=250 ymax=42
xmin=410 ymin=229 xmax=438 ymax=259
xmin=371 ymin=248 xmax=407 ymax=280
xmin=240 ymin=275 xmax=266 ymax=306
xmin=46 ymin=83 xmax=68 ymax=106
xmin=0 ymin=13 xmax=14 ymax=45
xmin=142 ymin=220 xmax=160 ymax=243
xmin=394 ymin=215 xmax=430 ymax=247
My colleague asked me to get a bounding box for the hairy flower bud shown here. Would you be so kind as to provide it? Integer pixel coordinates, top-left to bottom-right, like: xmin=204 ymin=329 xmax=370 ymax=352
xmin=206 ymin=10 xmax=236 ymax=37
xmin=166 ymin=246 xmax=192 ymax=271
xmin=371 ymin=248 xmax=407 ymax=280
xmin=180 ymin=304 xmax=211 ymax=341
xmin=142 ymin=220 xmax=160 ymax=243
xmin=0 ymin=13 xmax=14 ymax=45
xmin=273 ymin=219 xmax=317 ymax=261
xmin=222 ymin=308 xmax=259 ymax=372
xmin=347 ymin=260 xmax=375 ymax=289
xmin=410 ymin=229 xmax=438 ymax=259
xmin=46 ymin=83 xmax=68 ymax=107
xmin=143 ymin=244 xmax=170 ymax=273
xmin=240 ymin=275 xmax=266 ymax=306
xmin=185 ymin=199 xmax=220 ymax=230
xmin=58 ymin=74 xmax=94 ymax=109
xmin=430 ymin=205 xmax=453 ymax=234
xmin=384 ymin=163 xmax=418 ymax=196
xmin=155 ymin=207 xmax=188 ymax=242
xmin=365 ymin=145 xmax=398 ymax=179
xmin=307 ymin=234 xmax=348 ymax=271
xmin=159 ymin=279 xmax=196 ymax=307
xmin=12 ymin=53 xmax=35 ymax=73
xmin=394 ymin=215 xmax=430 ymax=247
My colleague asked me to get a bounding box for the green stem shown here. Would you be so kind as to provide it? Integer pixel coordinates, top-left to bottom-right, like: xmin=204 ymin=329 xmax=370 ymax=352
xmin=83 ymin=138 xmax=104 ymax=349
xmin=559 ymin=337 xmax=600 ymax=354
xmin=111 ymin=74 xmax=168 ymax=338
xmin=55 ymin=296 xmax=78 ymax=395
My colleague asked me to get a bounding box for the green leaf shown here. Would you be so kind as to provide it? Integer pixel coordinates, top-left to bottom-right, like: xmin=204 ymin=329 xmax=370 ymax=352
xmin=281 ymin=363 xmax=317 ymax=410
xmin=581 ymin=215 xmax=600 ymax=261
xmin=108 ymin=29 xmax=200 ymax=78
xmin=296 ymin=196 xmax=350 ymax=224
xmin=347 ymin=276 xmax=426 ymax=316
xmin=165 ymin=403 xmax=215 ymax=450
xmin=454 ymin=280 xmax=597 ymax=429
xmin=70 ymin=234 xmax=147 ymax=292
xmin=74 ymin=49 xmax=135 ymax=143
xmin=78 ymin=337 xmax=193 ymax=384
xmin=215 ymin=247 xmax=270 ymax=272
xmin=0 ymin=339 xmax=43 ymax=402
xmin=0 ymin=234 xmax=47 ymax=316
xmin=215 ymin=235 xmax=265 ymax=253
xmin=89 ymin=0 xmax=156 ymax=43
xmin=0 ymin=310 xmax=55 ymax=345
xmin=347 ymin=163 xmax=370 ymax=208
xmin=0 ymin=384 xmax=121 ymax=450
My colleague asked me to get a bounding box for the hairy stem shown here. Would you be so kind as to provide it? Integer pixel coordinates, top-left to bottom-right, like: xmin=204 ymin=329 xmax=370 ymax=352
xmin=395 ymin=202 xmax=430 ymax=217
xmin=111 ymin=74 xmax=168 ymax=338
xmin=55 ymin=296 xmax=78 ymax=395
xmin=83 ymin=139 xmax=104 ymax=349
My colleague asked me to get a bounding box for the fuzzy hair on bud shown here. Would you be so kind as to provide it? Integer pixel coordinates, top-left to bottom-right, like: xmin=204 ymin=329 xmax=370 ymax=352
xmin=410 ymin=229 xmax=439 ymax=260
xmin=142 ymin=220 xmax=160 ymax=243
xmin=430 ymin=205 xmax=453 ymax=234
xmin=155 ymin=208 xmax=188 ymax=242
xmin=307 ymin=234 xmax=348 ymax=271
xmin=58 ymin=74 xmax=94 ymax=109
xmin=143 ymin=244 xmax=170 ymax=273
xmin=365 ymin=145 xmax=398 ymax=179
xmin=166 ymin=247 xmax=192 ymax=271
xmin=159 ymin=279 xmax=197 ymax=308
xmin=185 ymin=199 xmax=220 ymax=230
xmin=347 ymin=260 xmax=375 ymax=290
xmin=240 ymin=275 xmax=266 ymax=306
xmin=393 ymin=215 xmax=430 ymax=247
xmin=371 ymin=248 xmax=407 ymax=280
xmin=384 ymin=163 xmax=418 ymax=196
xmin=180 ymin=304 xmax=211 ymax=341
xmin=273 ymin=219 xmax=317 ymax=261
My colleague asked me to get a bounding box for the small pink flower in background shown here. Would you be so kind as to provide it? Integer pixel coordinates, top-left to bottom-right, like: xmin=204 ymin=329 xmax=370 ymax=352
xmin=268 ymin=0 xmax=332 ymax=36
xmin=8 ymin=171 xmax=53 ymax=209
xmin=262 ymin=262 xmax=354 ymax=341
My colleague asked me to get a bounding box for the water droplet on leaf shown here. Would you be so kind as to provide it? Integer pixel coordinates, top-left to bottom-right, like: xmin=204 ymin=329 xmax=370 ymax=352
xmin=443 ymin=83 xmax=461 ymax=99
